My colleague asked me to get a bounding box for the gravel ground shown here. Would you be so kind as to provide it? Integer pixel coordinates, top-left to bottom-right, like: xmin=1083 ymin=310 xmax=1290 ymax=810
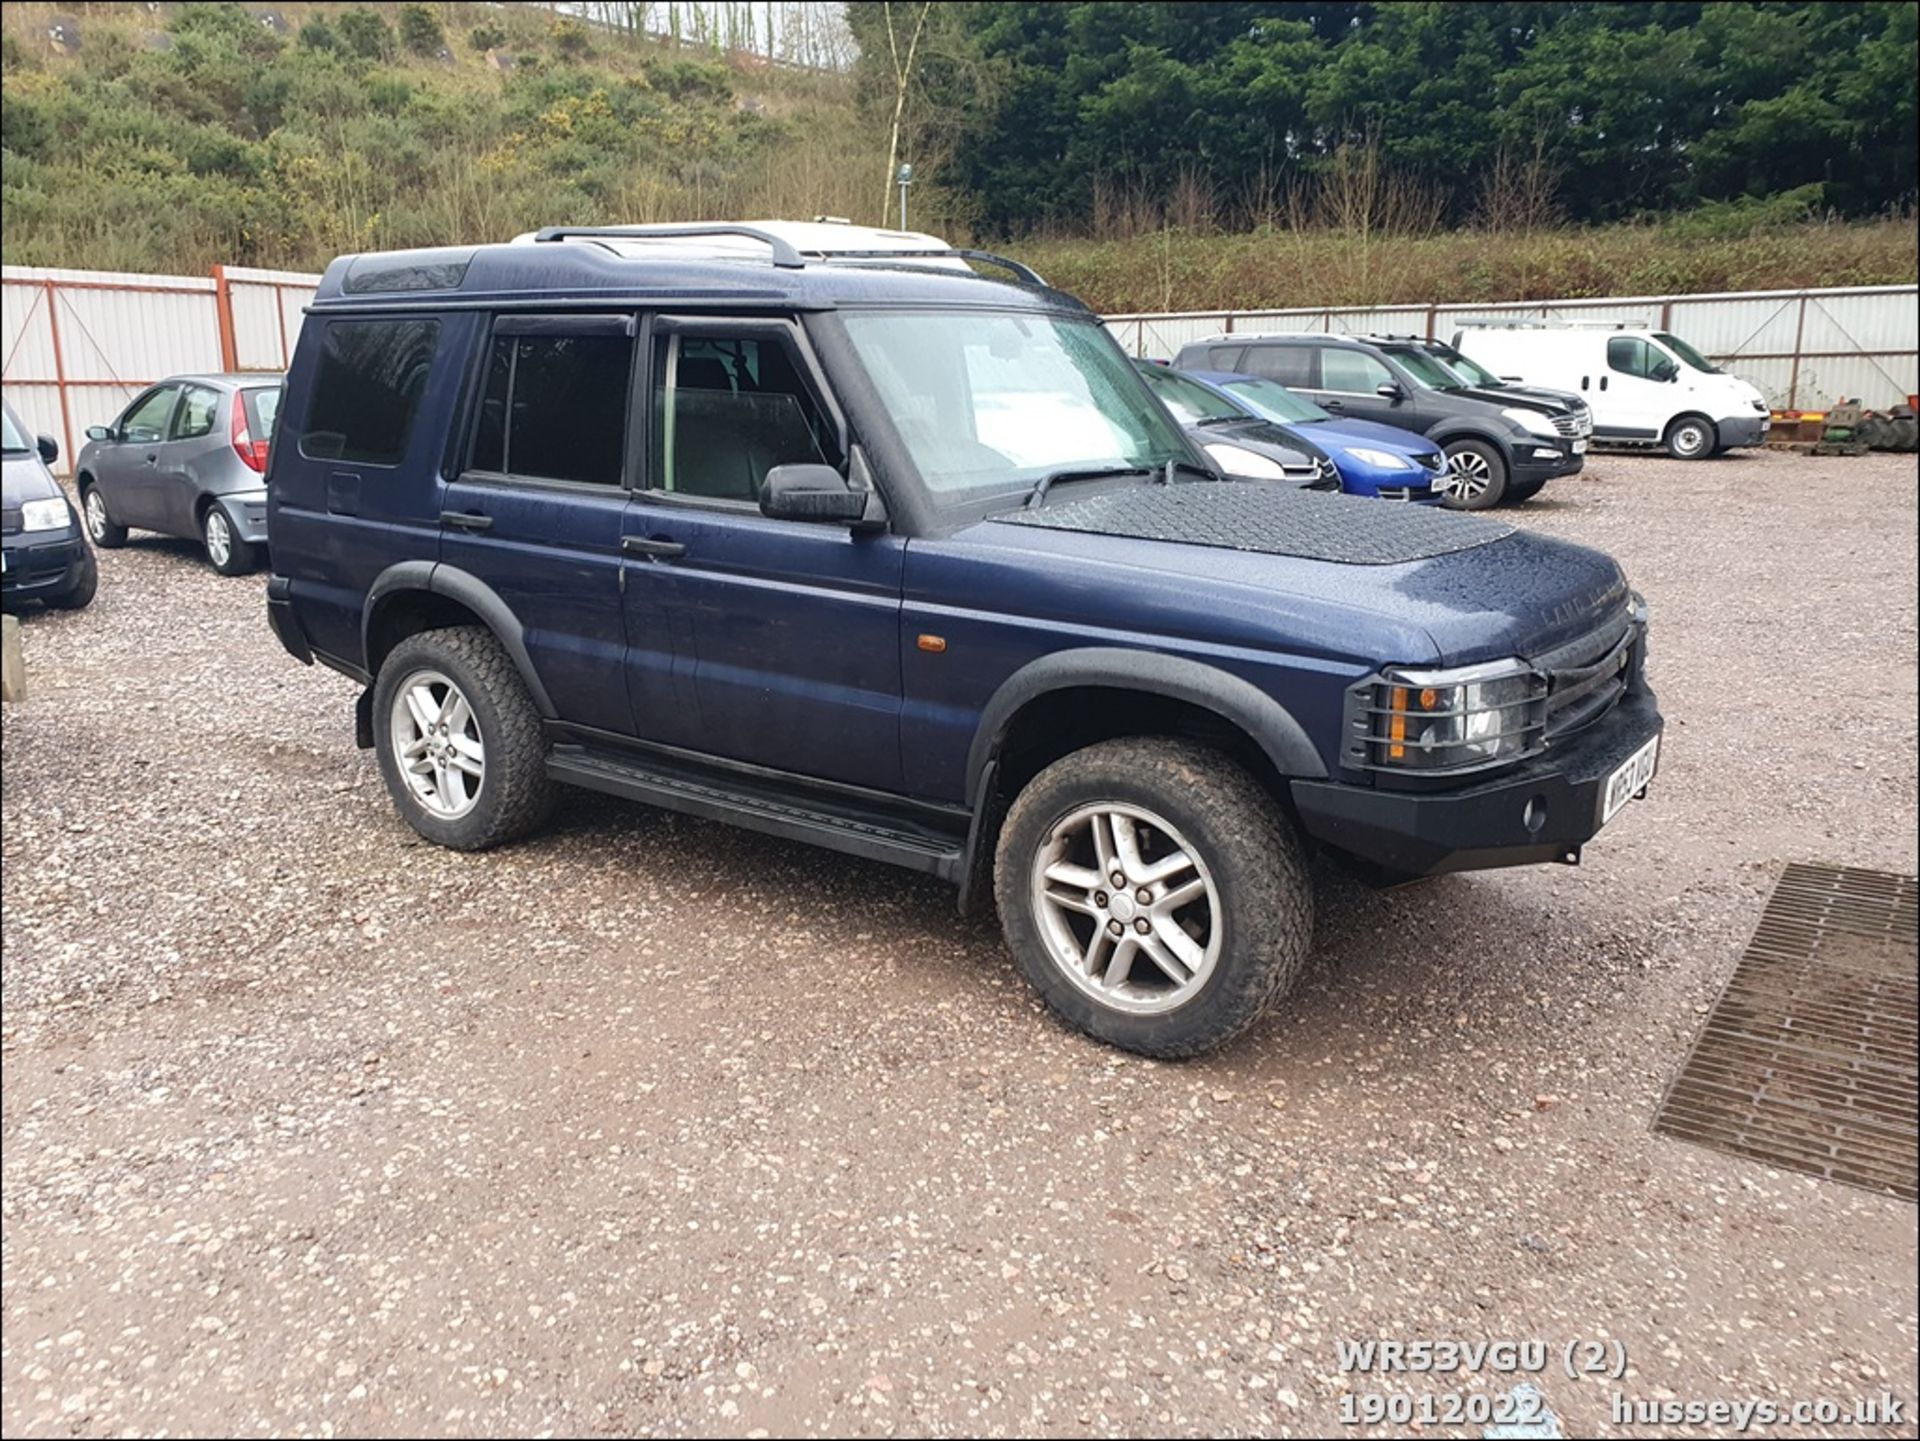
xmin=4 ymin=448 xmax=1917 ymax=1438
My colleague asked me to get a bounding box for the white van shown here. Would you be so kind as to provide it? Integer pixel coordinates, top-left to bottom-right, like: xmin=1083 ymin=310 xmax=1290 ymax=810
xmin=1452 ymin=323 xmax=1770 ymax=459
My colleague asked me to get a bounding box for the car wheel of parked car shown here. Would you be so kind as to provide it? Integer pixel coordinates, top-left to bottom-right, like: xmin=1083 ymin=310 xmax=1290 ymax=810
xmin=79 ymin=483 xmax=127 ymax=548
xmin=1439 ymin=440 xmax=1508 ymax=510
xmin=201 ymin=504 xmax=256 ymax=576
xmin=1504 ymin=477 xmax=1547 ymax=504
xmin=372 ymin=626 xmax=554 ymax=851
xmin=1664 ymin=414 xmax=1717 ymax=460
xmin=994 ymin=737 xmax=1313 ymax=1058
xmin=45 ymin=546 xmax=98 ymax=611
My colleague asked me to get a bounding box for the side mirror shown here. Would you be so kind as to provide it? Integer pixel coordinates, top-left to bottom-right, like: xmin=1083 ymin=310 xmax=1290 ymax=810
xmin=759 ymin=463 xmax=870 ymax=525
xmin=85 ymin=425 xmax=112 ymax=442
xmin=36 ymin=434 xmax=59 ymax=465
xmin=1376 ymin=382 xmax=1404 ymax=401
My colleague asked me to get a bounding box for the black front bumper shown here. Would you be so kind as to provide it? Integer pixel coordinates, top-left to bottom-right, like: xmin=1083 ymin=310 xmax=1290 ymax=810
xmin=1716 ymin=414 xmax=1770 ymax=448
xmin=1 ymin=529 xmax=89 ymax=606
xmin=1290 ymin=693 xmax=1663 ymax=878
xmin=1511 ymin=442 xmax=1586 ymax=484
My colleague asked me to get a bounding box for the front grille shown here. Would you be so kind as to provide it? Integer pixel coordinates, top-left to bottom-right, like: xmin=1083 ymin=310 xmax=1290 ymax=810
xmin=1550 ymin=413 xmax=1582 ymax=439
xmin=1283 ymin=457 xmax=1340 ymax=490
xmin=1376 ymin=486 xmax=1429 ymax=502
xmin=1535 ymin=613 xmax=1635 ymax=740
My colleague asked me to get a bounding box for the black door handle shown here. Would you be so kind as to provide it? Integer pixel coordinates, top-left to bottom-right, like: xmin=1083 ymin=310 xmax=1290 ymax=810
xmin=440 ymin=510 xmax=494 ymax=531
xmin=1322 ymin=399 xmax=1345 ymax=410
xmin=622 ymin=535 xmax=686 ymax=559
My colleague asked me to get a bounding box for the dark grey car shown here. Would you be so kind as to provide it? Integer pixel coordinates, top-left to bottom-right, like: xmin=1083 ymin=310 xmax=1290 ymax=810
xmin=75 ymin=374 xmax=283 ymax=575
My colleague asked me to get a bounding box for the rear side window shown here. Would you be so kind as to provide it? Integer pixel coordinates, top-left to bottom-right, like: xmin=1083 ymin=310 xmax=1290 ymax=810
xmin=301 ymin=318 xmax=441 ymax=465
xmin=1208 ymin=345 xmax=1246 ymax=370
xmin=172 ymin=385 xmax=221 ymax=441
xmin=469 ymin=329 xmax=632 ymax=486
xmin=1240 ymin=344 xmax=1314 ymax=387
xmin=244 ymin=386 xmax=282 ymax=441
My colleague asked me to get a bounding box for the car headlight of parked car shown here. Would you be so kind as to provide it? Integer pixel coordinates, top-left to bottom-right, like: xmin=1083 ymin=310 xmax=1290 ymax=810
xmin=1343 ymin=446 xmax=1415 ymax=471
xmin=1501 ymin=407 xmax=1561 ymax=438
xmin=19 ymin=498 xmax=72 ymax=533
xmin=1203 ymin=443 xmax=1288 ymax=481
xmin=1350 ymin=658 xmax=1547 ymax=775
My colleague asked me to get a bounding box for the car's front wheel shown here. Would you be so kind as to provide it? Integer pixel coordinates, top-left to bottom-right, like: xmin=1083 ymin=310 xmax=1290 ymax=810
xmin=1664 ymin=414 xmax=1717 ymax=460
xmin=371 ymin=626 xmax=554 ymax=851
xmin=995 ymin=737 xmax=1313 ymax=1058
xmin=1439 ymin=439 xmax=1508 ymax=509
xmin=45 ymin=547 xmax=98 ymax=611
xmin=80 ymin=484 xmax=127 ymax=548
xmin=202 ymin=504 xmax=257 ymax=576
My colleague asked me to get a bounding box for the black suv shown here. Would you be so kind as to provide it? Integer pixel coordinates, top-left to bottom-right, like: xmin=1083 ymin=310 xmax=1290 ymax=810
xmin=1172 ymin=333 xmax=1587 ymax=509
xmin=265 ymin=226 xmax=1661 ymax=1058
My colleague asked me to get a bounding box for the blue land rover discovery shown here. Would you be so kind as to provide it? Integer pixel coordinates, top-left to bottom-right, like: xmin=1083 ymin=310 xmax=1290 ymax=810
xmin=265 ymin=225 xmax=1662 ymax=1057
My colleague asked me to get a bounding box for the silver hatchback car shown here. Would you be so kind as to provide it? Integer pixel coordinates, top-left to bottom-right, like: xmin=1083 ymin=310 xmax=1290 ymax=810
xmin=76 ymin=374 xmax=283 ymax=575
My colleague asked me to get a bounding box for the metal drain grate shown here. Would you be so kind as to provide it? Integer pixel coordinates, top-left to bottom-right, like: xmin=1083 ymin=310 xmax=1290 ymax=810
xmin=1654 ymin=863 xmax=1918 ymax=1201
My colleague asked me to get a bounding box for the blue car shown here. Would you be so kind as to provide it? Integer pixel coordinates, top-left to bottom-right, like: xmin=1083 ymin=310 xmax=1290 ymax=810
xmin=1183 ymin=369 xmax=1447 ymax=500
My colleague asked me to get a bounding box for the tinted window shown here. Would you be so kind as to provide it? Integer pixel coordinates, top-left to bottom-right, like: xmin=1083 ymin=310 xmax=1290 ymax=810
xmin=120 ymin=387 xmax=178 ymax=443
xmin=173 ymin=385 xmax=221 ymax=440
xmin=1319 ymin=347 xmax=1395 ymax=394
xmin=469 ymin=331 xmax=631 ymax=486
xmin=653 ymin=333 xmax=834 ymax=503
xmin=301 ymin=318 xmax=440 ymax=465
xmin=1240 ymin=345 xmax=1314 ymax=387
xmin=1606 ymin=336 xmax=1672 ymax=380
xmin=1208 ymin=345 xmax=1246 ymax=370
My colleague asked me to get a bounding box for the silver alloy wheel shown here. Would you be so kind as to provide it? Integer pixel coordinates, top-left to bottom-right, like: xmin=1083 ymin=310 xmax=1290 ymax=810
xmin=1030 ymin=801 xmax=1223 ymax=1015
xmin=204 ymin=509 xmax=232 ymax=568
xmin=85 ymin=489 xmax=109 ymax=540
xmin=1670 ymin=420 xmax=1710 ymax=458
xmin=1441 ymin=447 xmax=1492 ymax=502
xmin=390 ymin=668 xmax=484 ymax=819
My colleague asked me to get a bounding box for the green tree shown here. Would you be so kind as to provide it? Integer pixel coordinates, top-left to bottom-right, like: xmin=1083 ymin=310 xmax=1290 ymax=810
xmin=398 ymin=5 xmax=446 ymax=58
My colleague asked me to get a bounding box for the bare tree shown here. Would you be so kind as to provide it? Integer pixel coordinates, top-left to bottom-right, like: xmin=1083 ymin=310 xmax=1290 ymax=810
xmin=1472 ymin=132 xmax=1563 ymax=234
xmin=879 ymin=1 xmax=932 ymax=225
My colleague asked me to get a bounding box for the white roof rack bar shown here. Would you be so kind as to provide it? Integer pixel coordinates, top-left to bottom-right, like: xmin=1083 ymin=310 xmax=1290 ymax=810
xmin=531 ymin=224 xmax=807 ymax=269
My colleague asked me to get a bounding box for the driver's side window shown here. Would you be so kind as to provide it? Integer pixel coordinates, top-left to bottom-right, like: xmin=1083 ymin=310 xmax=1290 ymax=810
xmin=650 ymin=330 xmax=836 ymax=504
xmin=119 ymin=386 xmax=178 ymax=444
xmin=1606 ymin=336 xmax=1667 ymax=380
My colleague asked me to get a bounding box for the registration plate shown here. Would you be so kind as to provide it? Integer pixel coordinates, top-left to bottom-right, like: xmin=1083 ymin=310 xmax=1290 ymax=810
xmin=1600 ymin=735 xmax=1659 ymax=826
xmin=1572 ymin=438 xmax=1588 ymax=454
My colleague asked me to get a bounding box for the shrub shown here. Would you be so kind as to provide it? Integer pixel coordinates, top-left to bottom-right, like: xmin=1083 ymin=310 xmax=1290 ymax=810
xmin=551 ymin=18 xmax=593 ymax=59
xmin=337 ymin=8 xmax=393 ymax=63
xmin=469 ymin=23 xmax=507 ymax=53
xmin=299 ymin=17 xmax=342 ymax=54
xmin=398 ymin=5 xmax=445 ymax=59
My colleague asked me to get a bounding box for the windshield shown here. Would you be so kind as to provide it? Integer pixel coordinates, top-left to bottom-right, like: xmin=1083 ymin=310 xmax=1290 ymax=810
xmin=841 ymin=312 xmax=1190 ymax=505
xmin=1 ymin=406 xmax=31 ymax=453
xmin=1219 ymin=376 xmax=1330 ymax=424
xmin=1379 ymin=346 xmax=1460 ymax=390
xmin=1427 ymin=345 xmax=1505 ymax=388
xmin=1137 ymin=366 xmax=1247 ymax=425
xmin=1653 ymin=332 xmax=1723 ymax=374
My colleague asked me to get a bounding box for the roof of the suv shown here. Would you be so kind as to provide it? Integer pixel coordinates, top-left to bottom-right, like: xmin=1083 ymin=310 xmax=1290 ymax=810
xmin=309 ymin=230 xmax=1081 ymax=315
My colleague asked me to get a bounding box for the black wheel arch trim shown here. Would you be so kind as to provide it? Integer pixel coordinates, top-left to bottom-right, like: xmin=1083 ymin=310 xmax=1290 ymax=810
xmin=361 ymin=562 xmax=556 ymax=718
xmin=1431 ymin=428 xmax=1514 ymax=463
xmin=965 ymin=646 xmax=1330 ymax=807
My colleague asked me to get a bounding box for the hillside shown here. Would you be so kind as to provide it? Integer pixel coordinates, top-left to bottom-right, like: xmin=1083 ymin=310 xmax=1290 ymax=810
xmin=1 ymin=1 xmax=1913 ymax=311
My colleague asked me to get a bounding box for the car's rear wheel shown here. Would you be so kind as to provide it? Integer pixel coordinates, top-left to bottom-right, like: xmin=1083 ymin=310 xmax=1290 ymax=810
xmin=1664 ymin=414 xmax=1716 ymax=460
xmin=1438 ymin=439 xmax=1508 ymax=509
xmin=995 ymin=737 xmax=1313 ymax=1058
xmin=371 ymin=626 xmax=553 ymax=851
xmin=80 ymin=484 xmax=127 ymax=548
xmin=202 ymin=504 xmax=257 ymax=576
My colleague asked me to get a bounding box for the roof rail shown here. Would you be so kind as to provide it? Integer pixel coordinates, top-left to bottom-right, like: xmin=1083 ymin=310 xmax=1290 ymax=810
xmin=808 ymin=247 xmax=1047 ymax=287
xmin=531 ymin=224 xmax=807 ymax=269
xmin=1455 ymin=317 xmax=1649 ymax=331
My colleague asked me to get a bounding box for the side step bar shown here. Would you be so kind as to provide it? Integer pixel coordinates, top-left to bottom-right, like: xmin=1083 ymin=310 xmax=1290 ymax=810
xmin=547 ymin=744 xmax=966 ymax=882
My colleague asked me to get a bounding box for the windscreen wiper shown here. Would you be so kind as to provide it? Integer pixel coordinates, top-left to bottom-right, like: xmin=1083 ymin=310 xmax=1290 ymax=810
xmin=1025 ymin=465 xmax=1154 ymax=509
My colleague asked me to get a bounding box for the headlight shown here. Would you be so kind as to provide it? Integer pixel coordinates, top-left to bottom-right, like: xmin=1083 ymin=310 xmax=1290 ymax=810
xmin=1203 ymin=443 xmax=1287 ymax=481
xmin=1344 ymin=446 xmax=1414 ymax=471
xmin=1502 ymin=407 xmax=1559 ymax=438
xmin=20 ymin=498 xmax=71 ymax=533
xmin=1348 ymin=658 xmax=1547 ymax=776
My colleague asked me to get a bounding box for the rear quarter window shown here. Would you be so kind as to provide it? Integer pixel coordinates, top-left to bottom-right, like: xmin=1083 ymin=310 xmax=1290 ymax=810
xmin=1240 ymin=344 xmax=1315 ymax=388
xmin=300 ymin=318 xmax=441 ymax=466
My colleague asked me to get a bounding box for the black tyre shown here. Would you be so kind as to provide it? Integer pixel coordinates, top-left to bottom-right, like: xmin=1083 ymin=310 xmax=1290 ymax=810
xmin=1664 ymin=413 xmax=1716 ymax=460
xmin=1504 ymin=476 xmax=1547 ymax=504
xmin=1438 ymin=439 xmax=1508 ymax=510
xmin=994 ymin=737 xmax=1313 ymax=1058
xmin=79 ymin=482 xmax=127 ymax=548
xmin=371 ymin=626 xmax=554 ymax=851
xmin=202 ymin=503 xmax=258 ymax=576
xmin=45 ymin=547 xmax=98 ymax=611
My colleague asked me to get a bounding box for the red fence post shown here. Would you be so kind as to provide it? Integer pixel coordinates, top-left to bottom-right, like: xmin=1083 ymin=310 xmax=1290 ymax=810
xmin=44 ymin=281 xmax=76 ymax=475
xmin=1788 ymin=295 xmax=1808 ymax=410
xmin=211 ymin=263 xmax=239 ymax=372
